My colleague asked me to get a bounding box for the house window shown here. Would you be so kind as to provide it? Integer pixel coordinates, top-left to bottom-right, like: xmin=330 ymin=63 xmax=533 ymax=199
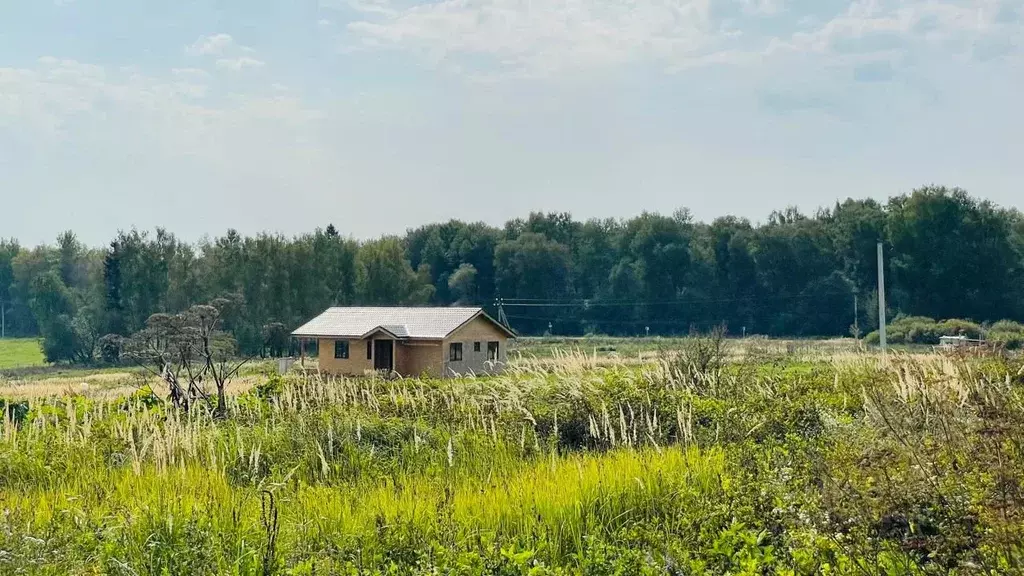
xmin=474 ymin=342 xmax=481 ymax=352
xmin=367 ymin=340 xmax=373 ymax=360
xmin=487 ymin=341 xmax=499 ymax=361
xmin=449 ymin=342 xmax=463 ymax=362
xmin=334 ymin=340 xmax=350 ymax=359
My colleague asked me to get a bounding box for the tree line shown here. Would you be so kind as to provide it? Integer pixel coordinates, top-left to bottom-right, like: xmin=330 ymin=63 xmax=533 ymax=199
xmin=1 ymin=186 xmax=1022 ymax=362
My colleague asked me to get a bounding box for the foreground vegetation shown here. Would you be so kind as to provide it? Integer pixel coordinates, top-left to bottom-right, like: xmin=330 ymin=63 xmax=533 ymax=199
xmin=2 ymin=344 xmax=1023 ymax=574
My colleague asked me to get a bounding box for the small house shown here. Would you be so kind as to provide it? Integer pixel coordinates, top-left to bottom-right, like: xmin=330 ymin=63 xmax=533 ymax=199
xmin=937 ymin=335 xmax=986 ymax=352
xmin=939 ymin=335 xmax=969 ymax=349
xmin=291 ymin=306 xmax=515 ymax=378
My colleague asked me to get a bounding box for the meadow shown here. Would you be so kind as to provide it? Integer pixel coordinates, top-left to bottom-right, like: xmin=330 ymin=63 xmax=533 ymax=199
xmin=0 ymin=338 xmax=45 ymax=370
xmin=1 ymin=339 xmax=1024 ymax=574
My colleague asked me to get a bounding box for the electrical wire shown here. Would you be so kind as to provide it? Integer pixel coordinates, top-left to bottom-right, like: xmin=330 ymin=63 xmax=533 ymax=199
xmin=504 ymin=314 xmax=716 ymax=327
xmin=498 ymin=290 xmax=862 ymax=333
xmin=498 ymin=290 xmax=857 ymax=307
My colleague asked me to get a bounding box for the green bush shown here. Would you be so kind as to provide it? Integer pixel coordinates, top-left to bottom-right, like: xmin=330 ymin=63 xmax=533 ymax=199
xmin=989 ymin=320 xmax=1024 ymax=332
xmin=936 ymin=318 xmax=983 ymax=340
xmin=988 ymin=321 xmax=1024 ymax=350
xmin=862 ymin=315 xmax=1024 ymax=348
xmin=0 ymin=398 xmax=29 ymax=425
xmin=864 ymin=316 xmax=984 ymax=345
xmin=97 ymin=334 xmax=125 ymax=365
xmin=252 ymin=373 xmax=285 ymax=401
xmin=122 ymin=385 xmax=162 ymax=410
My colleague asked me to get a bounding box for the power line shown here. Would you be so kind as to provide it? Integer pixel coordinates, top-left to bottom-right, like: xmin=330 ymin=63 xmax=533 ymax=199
xmin=500 ymin=290 xmax=857 ymax=308
xmin=502 ymin=290 xmax=867 ymax=333
xmin=506 ymin=314 xmax=713 ymax=327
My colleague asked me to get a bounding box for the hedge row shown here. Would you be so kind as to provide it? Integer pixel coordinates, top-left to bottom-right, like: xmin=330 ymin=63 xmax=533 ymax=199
xmin=864 ymin=317 xmax=1024 ymax=349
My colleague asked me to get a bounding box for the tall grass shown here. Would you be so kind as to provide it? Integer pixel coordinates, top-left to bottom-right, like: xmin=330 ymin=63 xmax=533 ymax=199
xmin=1 ymin=349 xmax=1023 ymax=573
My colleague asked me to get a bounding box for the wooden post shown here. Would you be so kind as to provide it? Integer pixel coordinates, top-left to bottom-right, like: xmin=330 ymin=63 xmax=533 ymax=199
xmin=300 ymin=338 xmax=306 ymax=367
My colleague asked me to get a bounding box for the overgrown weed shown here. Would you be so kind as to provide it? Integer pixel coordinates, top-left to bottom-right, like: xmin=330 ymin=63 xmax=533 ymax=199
xmin=2 ymin=348 xmax=1023 ymax=573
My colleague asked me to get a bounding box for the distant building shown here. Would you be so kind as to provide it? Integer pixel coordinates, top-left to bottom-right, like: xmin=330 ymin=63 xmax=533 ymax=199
xmin=939 ymin=335 xmax=968 ymax=349
xmin=291 ymin=307 xmax=515 ymax=378
xmin=937 ymin=335 xmax=985 ymax=351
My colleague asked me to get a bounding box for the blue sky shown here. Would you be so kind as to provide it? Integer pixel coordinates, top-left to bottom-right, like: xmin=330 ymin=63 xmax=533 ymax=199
xmin=1 ymin=0 xmax=1022 ymax=246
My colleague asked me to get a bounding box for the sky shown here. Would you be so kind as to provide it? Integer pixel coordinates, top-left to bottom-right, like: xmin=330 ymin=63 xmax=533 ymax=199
xmin=1 ymin=0 xmax=1022 ymax=247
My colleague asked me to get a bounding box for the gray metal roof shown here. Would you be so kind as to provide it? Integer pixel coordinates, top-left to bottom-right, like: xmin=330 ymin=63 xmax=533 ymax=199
xmin=291 ymin=307 xmax=512 ymax=340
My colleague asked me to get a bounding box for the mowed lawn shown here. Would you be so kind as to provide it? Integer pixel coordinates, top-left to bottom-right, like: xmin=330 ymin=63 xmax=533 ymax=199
xmin=0 ymin=338 xmax=45 ymax=369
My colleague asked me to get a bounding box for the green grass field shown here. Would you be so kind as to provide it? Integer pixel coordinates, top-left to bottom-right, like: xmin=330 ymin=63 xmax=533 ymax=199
xmin=0 ymin=338 xmax=45 ymax=369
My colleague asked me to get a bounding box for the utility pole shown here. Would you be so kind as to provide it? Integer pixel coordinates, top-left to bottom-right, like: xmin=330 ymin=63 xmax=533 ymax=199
xmin=0 ymin=299 xmax=9 ymax=339
xmin=877 ymin=242 xmax=887 ymax=355
xmin=494 ymin=297 xmax=512 ymax=331
xmin=853 ymin=293 xmax=859 ymax=337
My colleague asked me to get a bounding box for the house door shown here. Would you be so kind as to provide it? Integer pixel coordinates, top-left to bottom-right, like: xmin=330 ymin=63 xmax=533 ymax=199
xmin=373 ymin=340 xmax=394 ymax=371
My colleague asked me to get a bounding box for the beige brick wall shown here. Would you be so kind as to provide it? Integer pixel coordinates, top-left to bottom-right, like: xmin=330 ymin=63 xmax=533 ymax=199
xmin=442 ymin=316 xmax=510 ymax=376
xmin=396 ymin=341 xmax=442 ymax=378
xmin=317 ymin=338 xmax=374 ymax=375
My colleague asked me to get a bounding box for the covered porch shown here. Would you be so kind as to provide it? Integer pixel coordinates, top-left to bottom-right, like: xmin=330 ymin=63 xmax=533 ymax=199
xmin=295 ymin=332 xmax=443 ymax=378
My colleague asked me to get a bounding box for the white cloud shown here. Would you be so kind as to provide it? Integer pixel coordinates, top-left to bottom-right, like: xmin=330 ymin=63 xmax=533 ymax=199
xmin=1 ymin=58 xmax=222 ymax=141
xmin=341 ymin=0 xmax=1020 ymax=77
xmin=771 ymin=0 xmax=1014 ymax=56
xmin=188 ymin=33 xmax=265 ymax=72
xmin=172 ymin=67 xmax=212 ymax=80
xmin=1 ymin=56 xmax=336 ymax=242
xmin=0 ymin=56 xmax=323 ymax=161
xmin=345 ymin=0 xmax=718 ymax=76
xmin=340 ymin=0 xmax=397 ymax=17
xmin=215 ymin=56 xmax=267 ymax=71
xmin=188 ymin=33 xmax=236 ymax=56
xmin=740 ymin=0 xmax=784 ymax=16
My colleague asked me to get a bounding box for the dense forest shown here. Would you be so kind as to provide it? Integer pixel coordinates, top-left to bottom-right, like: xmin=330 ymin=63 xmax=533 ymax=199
xmin=2 ymin=186 xmax=1023 ymax=362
